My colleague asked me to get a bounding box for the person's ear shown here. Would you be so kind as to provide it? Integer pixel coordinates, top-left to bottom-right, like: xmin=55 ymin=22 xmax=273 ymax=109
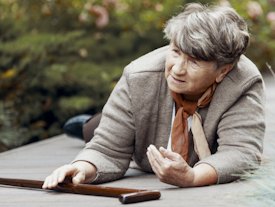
xmin=215 ymin=65 xmax=233 ymax=83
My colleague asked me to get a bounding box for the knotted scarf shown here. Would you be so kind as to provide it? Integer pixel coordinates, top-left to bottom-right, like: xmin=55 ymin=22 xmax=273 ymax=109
xmin=170 ymin=83 xmax=217 ymax=162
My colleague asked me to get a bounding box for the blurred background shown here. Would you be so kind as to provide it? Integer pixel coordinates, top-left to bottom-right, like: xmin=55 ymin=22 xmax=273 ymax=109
xmin=0 ymin=0 xmax=274 ymax=152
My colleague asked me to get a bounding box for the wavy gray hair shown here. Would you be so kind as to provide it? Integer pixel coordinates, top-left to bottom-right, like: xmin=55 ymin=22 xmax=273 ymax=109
xmin=164 ymin=3 xmax=250 ymax=70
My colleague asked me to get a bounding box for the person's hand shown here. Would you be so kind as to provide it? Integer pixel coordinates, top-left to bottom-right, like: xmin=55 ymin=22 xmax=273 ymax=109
xmin=146 ymin=145 xmax=218 ymax=187
xmin=42 ymin=161 xmax=97 ymax=189
xmin=147 ymin=145 xmax=195 ymax=187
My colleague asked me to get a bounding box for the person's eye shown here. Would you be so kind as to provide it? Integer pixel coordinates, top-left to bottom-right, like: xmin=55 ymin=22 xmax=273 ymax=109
xmin=189 ymin=59 xmax=200 ymax=67
xmin=189 ymin=58 xmax=197 ymax=64
xmin=173 ymin=49 xmax=180 ymax=54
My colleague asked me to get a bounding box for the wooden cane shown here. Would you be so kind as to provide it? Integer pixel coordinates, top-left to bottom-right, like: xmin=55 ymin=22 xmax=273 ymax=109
xmin=0 ymin=177 xmax=161 ymax=204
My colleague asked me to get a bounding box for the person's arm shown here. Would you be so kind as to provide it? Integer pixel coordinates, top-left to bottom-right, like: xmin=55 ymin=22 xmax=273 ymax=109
xmin=72 ymin=64 xmax=136 ymax=183
xmin=197 ymin=76 xmax=265 ymax=184
xmin=43 ymin=63 xmax=136 ymax=187
xmin=147 ymin=145 xmax=217 ymax=187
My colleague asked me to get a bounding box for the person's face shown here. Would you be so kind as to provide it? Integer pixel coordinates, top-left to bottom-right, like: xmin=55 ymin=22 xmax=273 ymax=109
xmin=165 ymin=43 xmax=229 ymax=101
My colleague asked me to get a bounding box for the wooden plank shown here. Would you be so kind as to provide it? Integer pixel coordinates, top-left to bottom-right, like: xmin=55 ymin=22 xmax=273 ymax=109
xmin=0 ymin=137 xmax=252 ymax=207
xmin=0 ymin=134 xmax=243 ymax=207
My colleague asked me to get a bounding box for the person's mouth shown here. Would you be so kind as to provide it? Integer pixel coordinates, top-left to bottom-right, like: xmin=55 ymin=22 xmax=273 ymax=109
xmin=170 ymin=75 xmax=185 ymax=84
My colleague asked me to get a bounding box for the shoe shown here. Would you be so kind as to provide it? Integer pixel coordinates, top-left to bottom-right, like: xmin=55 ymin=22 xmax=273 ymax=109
xmin=63 ymin=114 xmax=92 ymax=139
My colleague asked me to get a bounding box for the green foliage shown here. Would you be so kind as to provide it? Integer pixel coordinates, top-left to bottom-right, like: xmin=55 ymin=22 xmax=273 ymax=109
xmin=59 ymin=96 xmax=94 ymax=111
xmin=227 ymin=0 xmax=275 ymax=71
xmin=0 ymin=101 xmax=28 ymax=151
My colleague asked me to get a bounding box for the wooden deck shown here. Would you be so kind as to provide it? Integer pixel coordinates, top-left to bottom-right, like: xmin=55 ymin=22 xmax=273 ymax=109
xmin=1 ymin=74 xmax=274 ymax=207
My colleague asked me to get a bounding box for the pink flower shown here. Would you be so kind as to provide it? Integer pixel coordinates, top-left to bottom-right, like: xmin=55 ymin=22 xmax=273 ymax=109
xmin=78 ymin=13 xmax=89 ymax=22
xmin=219 ymin=0 xmax=231 ymax=7
xmin=267 ymin=12 xmax=275 ymax=22
xmin=155 ymin=4 xmax=164 ymax=12
xmin=247 ymin=2 xmax=263 ymax=20
xmin=84 ymin=4 xmax=109 ymax=29
xmin=92 ymin=6 xmax=109 ymax=29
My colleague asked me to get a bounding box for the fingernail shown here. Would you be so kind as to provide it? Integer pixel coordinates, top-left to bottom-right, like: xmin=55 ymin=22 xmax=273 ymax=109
xmin=58 ymin=177 xmax=62 ymax=182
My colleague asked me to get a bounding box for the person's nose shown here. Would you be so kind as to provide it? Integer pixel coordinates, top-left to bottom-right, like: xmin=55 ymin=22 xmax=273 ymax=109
xmin=172 ymin=58 xmax=187 ymax=75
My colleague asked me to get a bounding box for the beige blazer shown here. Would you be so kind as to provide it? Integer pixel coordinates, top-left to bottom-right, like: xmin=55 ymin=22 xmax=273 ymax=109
xmin=74 ymin=46 xmax=265 ymax=184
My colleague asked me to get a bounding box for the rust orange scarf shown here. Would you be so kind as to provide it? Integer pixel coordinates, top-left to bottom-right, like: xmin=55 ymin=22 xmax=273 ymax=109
xmin=170 ymin=83 xmax=217 ymax=162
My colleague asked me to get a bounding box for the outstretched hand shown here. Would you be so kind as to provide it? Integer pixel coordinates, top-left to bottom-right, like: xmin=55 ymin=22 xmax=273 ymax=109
xmin=146 ymin=145 xmax=218 ymax=187
xmin=147 ymin=145 xmax=195 ymax=187
xmin=42 ymin=161 xmax=97 ymax=189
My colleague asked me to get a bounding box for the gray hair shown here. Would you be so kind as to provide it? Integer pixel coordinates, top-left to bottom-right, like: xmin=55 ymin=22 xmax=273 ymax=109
xmin=164 ymin=3 xmax=250 ymax=70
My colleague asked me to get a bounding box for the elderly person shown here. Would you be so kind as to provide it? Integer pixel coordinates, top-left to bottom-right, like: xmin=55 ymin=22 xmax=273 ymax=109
xmin=43 ymin=3 xmax=265 ymax=188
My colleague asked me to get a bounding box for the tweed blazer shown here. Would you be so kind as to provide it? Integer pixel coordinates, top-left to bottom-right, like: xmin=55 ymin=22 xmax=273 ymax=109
xmin=74 ymin=46 xmax=266 ymax=184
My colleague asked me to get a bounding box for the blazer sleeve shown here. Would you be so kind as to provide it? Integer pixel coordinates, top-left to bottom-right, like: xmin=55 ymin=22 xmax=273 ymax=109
xmin=195 ymin=75 xmax=266 ymax=184
xmin=72 ymin=64 xmax=135 ymax=183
